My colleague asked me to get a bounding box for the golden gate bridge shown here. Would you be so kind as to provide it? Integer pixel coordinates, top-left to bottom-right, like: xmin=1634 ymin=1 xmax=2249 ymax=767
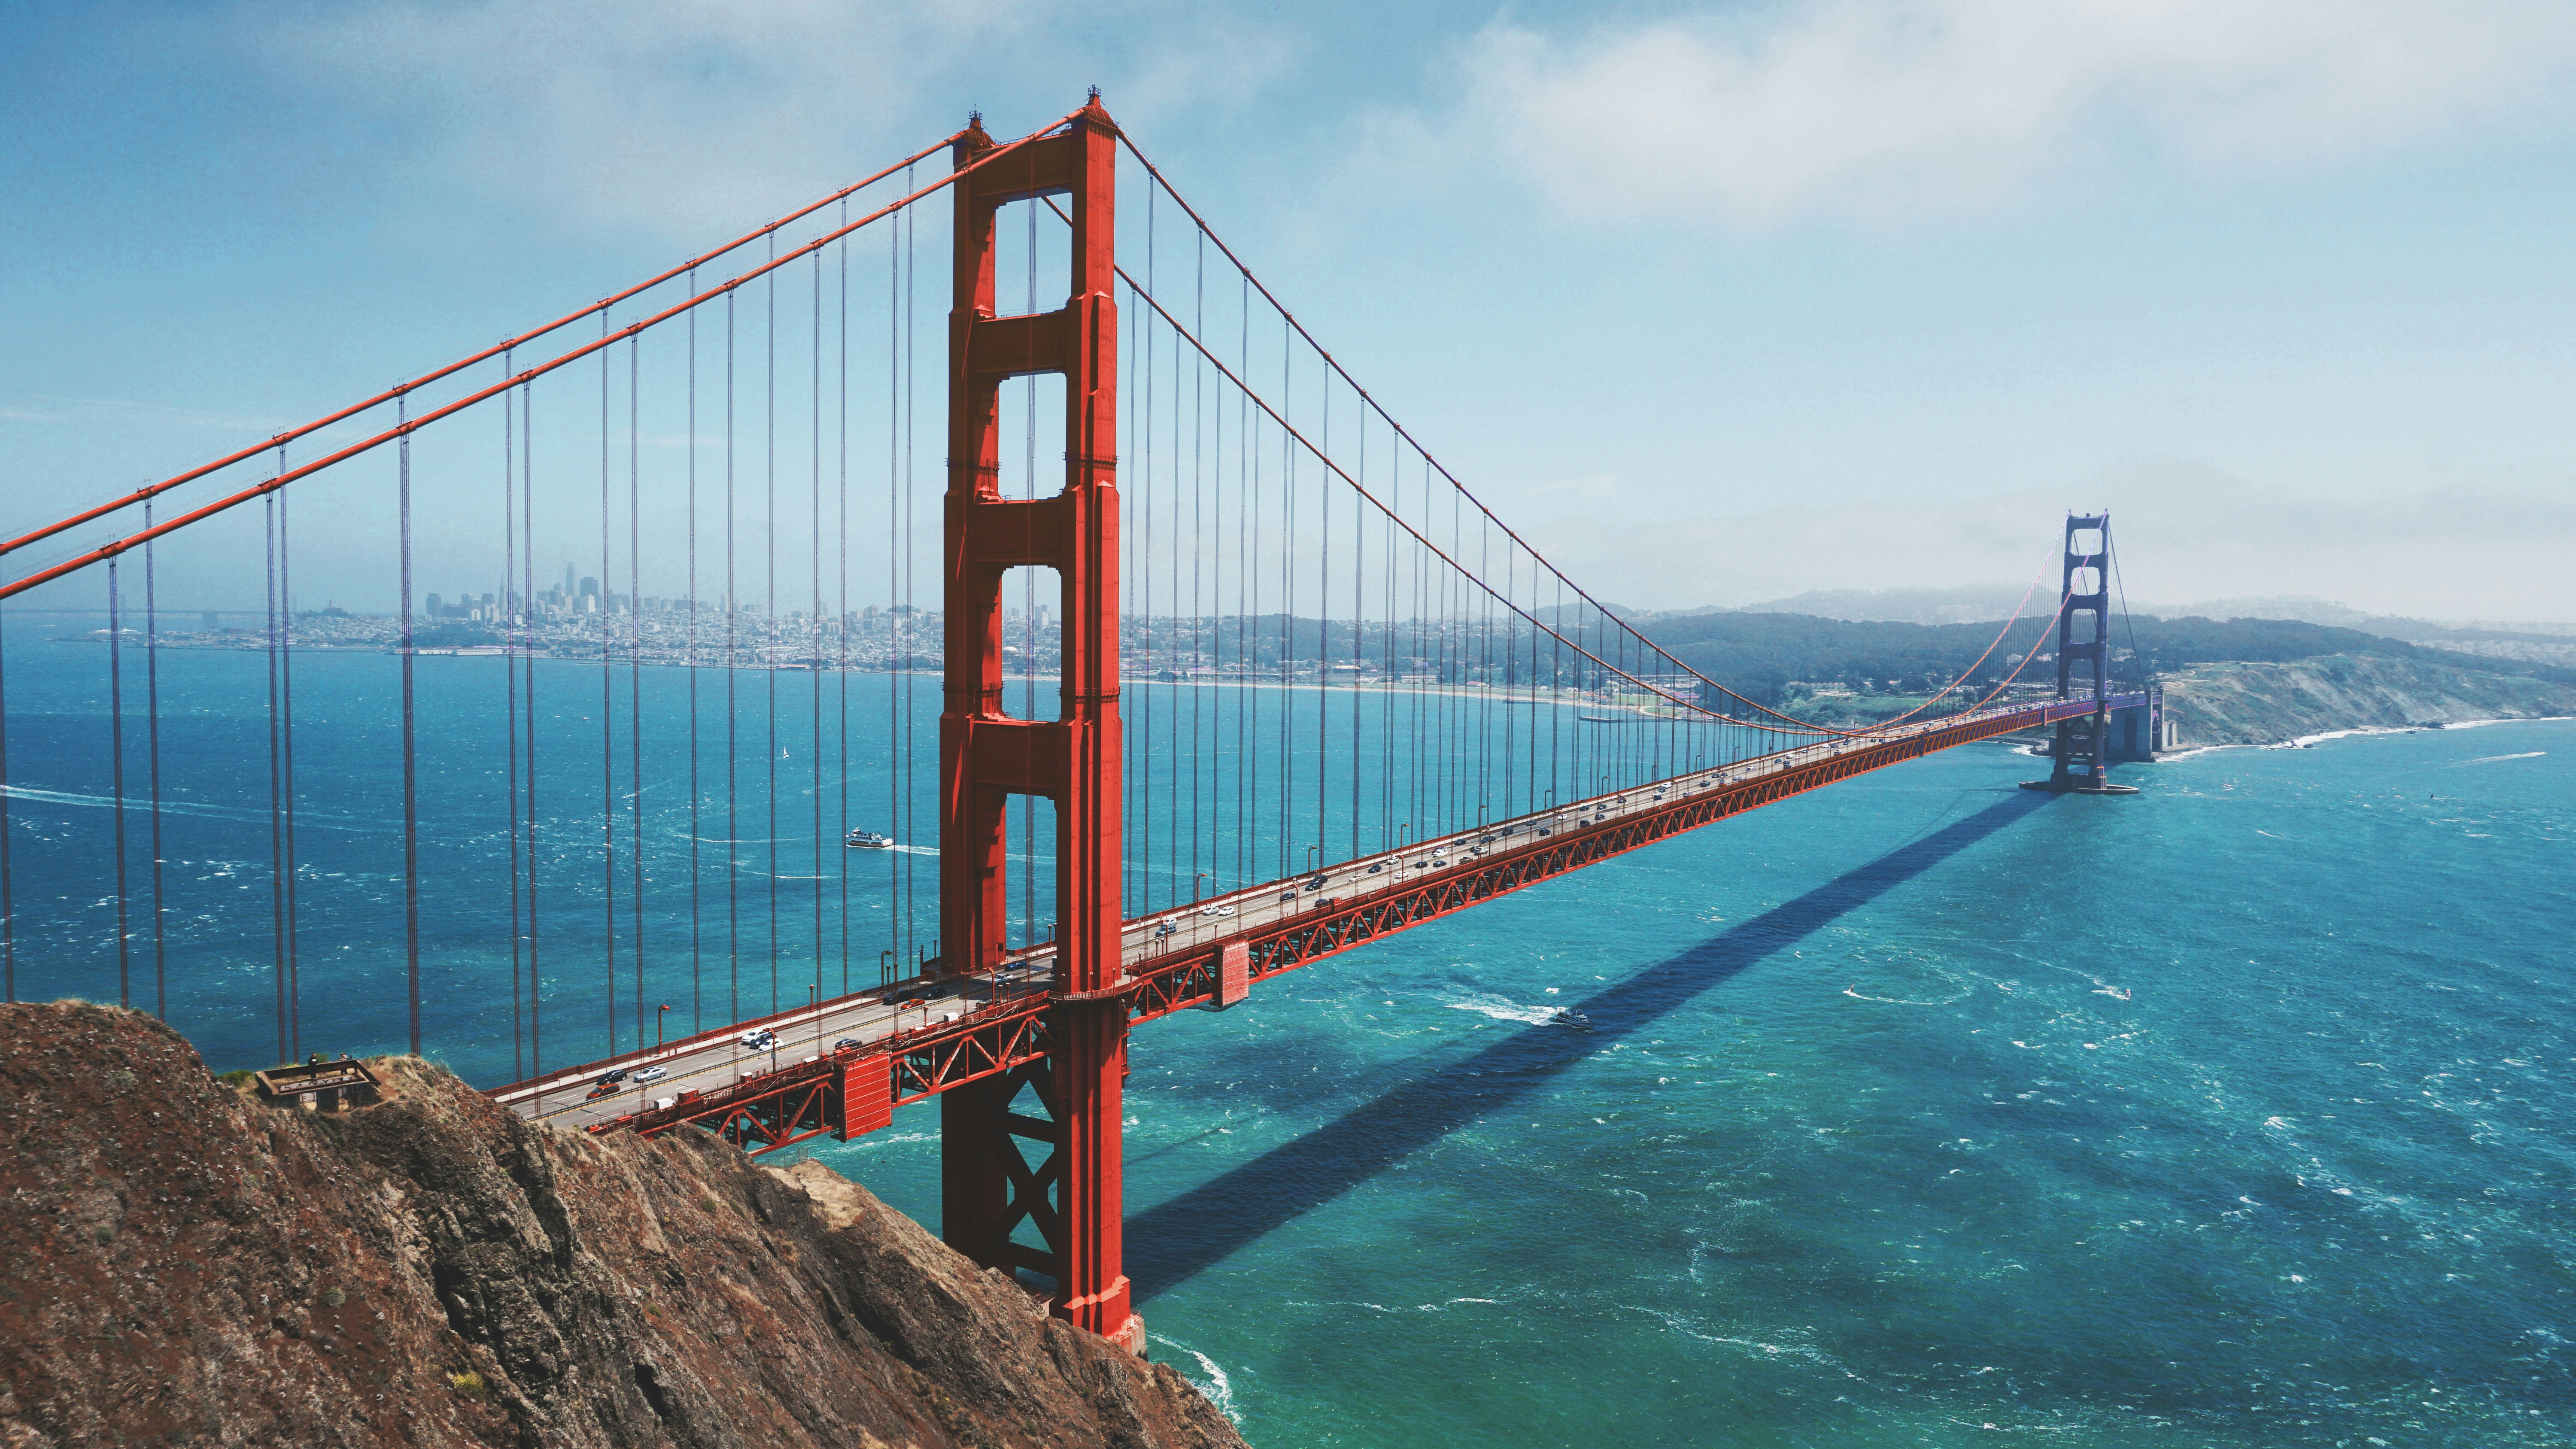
xmin=0 ymin=95 xmax=2156 ymax=1355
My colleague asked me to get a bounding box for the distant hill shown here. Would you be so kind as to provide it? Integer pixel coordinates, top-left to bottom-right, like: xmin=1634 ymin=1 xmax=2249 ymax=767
xmin=1634 ymin=608 xmax=2576 ymax=707
xmin=1719 ymin=586 xmax=2039 ymax=625
xmin=1654 ymin=589 xmax=2576 ymax=653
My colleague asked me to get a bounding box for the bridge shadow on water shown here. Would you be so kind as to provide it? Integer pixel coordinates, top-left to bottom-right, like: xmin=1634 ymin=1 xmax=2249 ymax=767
xmin=1125 ymin=788 xmax=2048 ymax=1301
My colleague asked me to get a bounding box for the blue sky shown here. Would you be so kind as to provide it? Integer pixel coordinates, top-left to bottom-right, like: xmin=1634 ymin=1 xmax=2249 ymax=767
xmin=7 ymin=0 xmax=2576 ymax=619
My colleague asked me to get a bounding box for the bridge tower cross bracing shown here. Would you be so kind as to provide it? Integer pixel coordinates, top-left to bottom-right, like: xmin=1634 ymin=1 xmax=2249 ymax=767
xmin=2046 ymin=513 xmax=2116 ymax=789
xmin=936 ymin=97 xmax=1141 ymax=1353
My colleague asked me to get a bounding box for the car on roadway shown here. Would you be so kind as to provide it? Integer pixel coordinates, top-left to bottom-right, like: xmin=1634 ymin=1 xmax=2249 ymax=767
xmin=595 ymin=1067 xmax=629 ymax=1085
xmin=1215 ymin=905 xmax=1236 ymax=917
xmin=738 ymin=1028 xmax=777 ymax=1051
xmin=632 ymin=1066 xmax=668 ymax=1085
xmin=834 ymin=1037 xmax=865 ymax=1052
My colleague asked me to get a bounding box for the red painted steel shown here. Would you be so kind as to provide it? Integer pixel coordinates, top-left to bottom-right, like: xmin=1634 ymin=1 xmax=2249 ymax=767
xmin=935 ymin=96 xmax=1138 ymax=1354
xmin=610 ymin=694 xmax=2134 ymax=1149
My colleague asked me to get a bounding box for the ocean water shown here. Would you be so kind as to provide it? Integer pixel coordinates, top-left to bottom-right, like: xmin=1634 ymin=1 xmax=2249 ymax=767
xmin=824 ymin=718 xmax=2576 ymax=1448
xmin=7 ymin=629 xmax=2573 ymax=1445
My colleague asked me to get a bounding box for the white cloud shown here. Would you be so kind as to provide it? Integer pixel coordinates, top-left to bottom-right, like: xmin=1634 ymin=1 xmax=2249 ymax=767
xmin=244 ymin=0 xmax=1299 ymax=240
xmin=1523 ymin=462 xmax=2576 ymax=620
xmin=1452 ymin=0 xmax=2576 ymax=227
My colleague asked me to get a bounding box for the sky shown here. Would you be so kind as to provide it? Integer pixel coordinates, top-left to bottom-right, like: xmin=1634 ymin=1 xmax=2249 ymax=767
xmin=6 ymin=0 xmax=2576 ymax=621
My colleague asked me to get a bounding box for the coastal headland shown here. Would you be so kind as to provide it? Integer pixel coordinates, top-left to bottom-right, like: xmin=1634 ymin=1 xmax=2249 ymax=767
xmin=0 ymin=1000 xmax=1245 ymax=1449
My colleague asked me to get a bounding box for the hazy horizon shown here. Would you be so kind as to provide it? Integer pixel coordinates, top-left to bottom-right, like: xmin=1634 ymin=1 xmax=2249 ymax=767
xmin=9 ymin=1 xmax=2576 ymax=620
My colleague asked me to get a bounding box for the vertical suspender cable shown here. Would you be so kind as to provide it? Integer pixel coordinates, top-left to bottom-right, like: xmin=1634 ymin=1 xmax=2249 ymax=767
xmin=1351 ymin=406 xmax=1363 ymax=860
xmin=398 ymin=393 xmax=423 ymax=1055
xmin=902 ymin=179 xmax=918 ymax=972
xmin=108 ymin=559 xmax=131 ymax=1007
xmin=1123 ymin=279 xmax=1139 ymax=912
xmin=1381 ymin=440 xmax=1395 ymax=850
xmin=1192 ymin=230 xmax=1206 ymax=900
xmin=1278 ymin=312 xmax=1291 ymax=882
xmin=767 ymin=240 xmax=780 ymax=1012
xmin=887 ymin=194 xmax=902 ymax=976
xmin=600 ymin=310 xmax=619 ymax=1056
xmin=523 ymin=384 xmax=543 ymax=1085
xmin=687 ymin=288 xmax=703 ymax=1033
xmin=629 ymin=338 xmax=645 ymax=1046
xmin=1317 ymin=367 xmax=1329 ymax=857
xmin=267 ymin=492 xmax=286 ymax=1061
xmin=504 ymin=356 xmax=525 ymax=1078
xmin=811 ymin=251 xmax=825 ymax=1005
xmin=1168 ymin=239 xmax=1183 ymax=905
xmin=1024 ymin=200 xmax=1038 ymax=942
xmin=143 ymin=504 xmax=166 ymax=1018
xmin=1139 ymin=200 xmax=1155 ymax=913
xmin=727 ymin=290 xmax=740 ymax=1020
xmin=0 ymin=595 xmax=11 ymax=1003
xmin=1236 ymin=272 xmax=1249 ymax=895
xmin=834 ymin=218 xmax=849 ymax=992
xmin=835 ymin=210 xmax=851 ymax=994
xmin=282 ymin=491 xmax=301 ymax=1057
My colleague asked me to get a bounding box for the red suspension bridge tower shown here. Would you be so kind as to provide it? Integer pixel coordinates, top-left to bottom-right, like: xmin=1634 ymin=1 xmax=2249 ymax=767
xmin=935 ymin=97 xmax=1140 ymax=1351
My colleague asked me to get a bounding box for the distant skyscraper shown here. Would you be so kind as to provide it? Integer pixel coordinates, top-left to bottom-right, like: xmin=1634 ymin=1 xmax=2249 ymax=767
xmin=564 ymin=562 xmax=578 ymax=596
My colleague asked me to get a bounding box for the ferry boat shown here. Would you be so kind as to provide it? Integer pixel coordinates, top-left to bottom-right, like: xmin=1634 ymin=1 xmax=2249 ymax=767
xmin=844 ymin=828 xmax=893 ymax=850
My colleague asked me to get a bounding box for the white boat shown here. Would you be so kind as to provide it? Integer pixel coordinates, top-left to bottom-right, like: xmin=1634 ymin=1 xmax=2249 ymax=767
xmin=845 ymin=829 xmax=893 ymax=849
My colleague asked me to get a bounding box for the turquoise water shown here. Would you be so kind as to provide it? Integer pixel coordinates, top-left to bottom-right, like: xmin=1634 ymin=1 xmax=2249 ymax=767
xmin=8 ymin=629 xmax=2573 ymax=1444
xmin=829 ymin=717 xmax=2576 ymax=1447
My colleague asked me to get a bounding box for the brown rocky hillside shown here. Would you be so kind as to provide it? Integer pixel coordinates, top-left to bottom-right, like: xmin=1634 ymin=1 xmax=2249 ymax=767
xmin=2160 ymin=653 xmax=2576 ymax=747
xmin=0 ymin=1000 xmax=1246 ymax=1449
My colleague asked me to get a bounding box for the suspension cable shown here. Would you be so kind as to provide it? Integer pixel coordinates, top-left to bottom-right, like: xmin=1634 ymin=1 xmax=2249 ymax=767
xmin=4 ymin=111 xmax=1090 ymax=606
xmin=1112 ymin=138 xmax=2018 ymax=741
xmin=0 ymin=132 xmax=971 ymax=563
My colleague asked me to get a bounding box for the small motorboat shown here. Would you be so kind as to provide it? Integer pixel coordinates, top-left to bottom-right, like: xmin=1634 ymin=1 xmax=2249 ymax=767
xmin=845 ymin=828 xmax=893 ymax=849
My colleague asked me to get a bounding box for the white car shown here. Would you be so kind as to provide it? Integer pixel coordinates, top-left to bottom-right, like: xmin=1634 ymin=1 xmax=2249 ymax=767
xmin=738 ymin=1029 xmax=776 ymax=1051
xmin=633 ymin=1065 xmax=668 ymax=1085
xmin=1216 ymin=905 xmax=1236 ymax=917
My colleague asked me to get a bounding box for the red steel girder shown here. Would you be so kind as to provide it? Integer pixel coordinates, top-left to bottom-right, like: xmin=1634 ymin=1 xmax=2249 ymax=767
xmin=1121 ymin=696 xmax=2141 ymax=1019
xmin=601 ymin=693 xmax=2142 ymax=1156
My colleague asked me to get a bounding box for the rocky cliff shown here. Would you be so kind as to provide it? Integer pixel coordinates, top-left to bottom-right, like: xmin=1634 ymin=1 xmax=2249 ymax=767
xmin=0 ymin=1001 xmax=1247 ymax=1449
xmin=2160 ymin=653 xmax=2576 ymax=747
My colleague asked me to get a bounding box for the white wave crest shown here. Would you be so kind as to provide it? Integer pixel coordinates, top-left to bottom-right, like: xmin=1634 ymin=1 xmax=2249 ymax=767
xmin=1442 ymin=991 xmax=1567 ymax=1025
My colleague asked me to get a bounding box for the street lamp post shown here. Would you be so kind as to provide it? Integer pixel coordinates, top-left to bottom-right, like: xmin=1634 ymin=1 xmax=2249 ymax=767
xmin=656 ymin=1004 xmax=671 ymax=1051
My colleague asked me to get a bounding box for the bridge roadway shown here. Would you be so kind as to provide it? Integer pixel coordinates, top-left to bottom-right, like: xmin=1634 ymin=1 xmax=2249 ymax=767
xmin=490 ymin=691 xmax=2137 ymax=1144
